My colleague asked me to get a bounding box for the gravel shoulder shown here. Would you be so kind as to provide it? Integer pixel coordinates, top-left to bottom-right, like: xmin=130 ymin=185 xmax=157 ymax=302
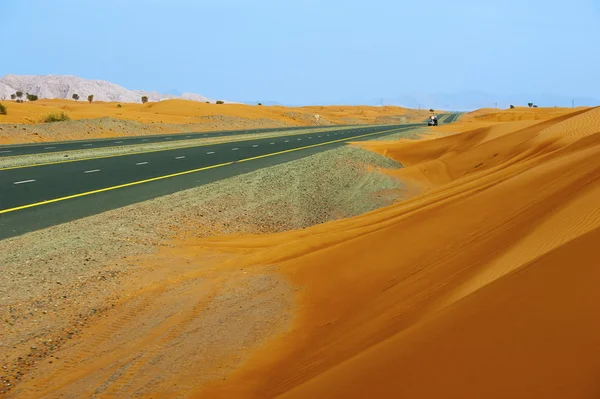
xmin=0 ymin=135 xmax=412 ymax=395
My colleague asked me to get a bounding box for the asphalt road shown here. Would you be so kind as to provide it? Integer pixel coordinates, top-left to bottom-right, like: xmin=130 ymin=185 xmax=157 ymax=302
xmin=0 ymin=123 xmax=427 ymax=239
xmin=0 ymin=114 xmax=462 ymax=238
xmin=0 ymin=125 xmax=346 ymax=157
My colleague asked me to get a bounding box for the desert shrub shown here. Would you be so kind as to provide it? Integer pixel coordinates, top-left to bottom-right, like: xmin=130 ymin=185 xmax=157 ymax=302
xmin=510 ymin=105 xmax=515 ymax=109
xmin=141 ymin=96 xmax=148 ymax=104
xmin=16 ymin=91 xmax=23 ymax=99
xmin=216 ymin=100 xmax=225 ymax=104
xmin=429 ymin=108 xmax=434 ymax=113
xmin=72 ymin=94 xmax=80 ymax=100
xmin=43 ymin=112 xmax=71 ymax=123
xmin=528 ymin=102 xmax=533 ymax=108
xmin=88 ymin=95 xmax=94 ymax=103
xmin=0 ymin=103 xmax=7 ymax=115
xmin=205 ymin=101 xmax=210 ymax=104
xmin=258 ymin=103 xmax=263 ymax=106
xmin=26 ymin=94 xmax=39 ymax=101
xmin=533 ymin=105 xmax=538 ymax=108
xmin=10 ymin=94 xmax=16 ymax=100
xmin=117 ymin=103 xmax=122 ymax=108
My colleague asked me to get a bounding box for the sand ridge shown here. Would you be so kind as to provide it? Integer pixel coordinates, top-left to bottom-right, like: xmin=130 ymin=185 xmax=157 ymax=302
xmin=191 ymin=106 xmax=600 ymax=398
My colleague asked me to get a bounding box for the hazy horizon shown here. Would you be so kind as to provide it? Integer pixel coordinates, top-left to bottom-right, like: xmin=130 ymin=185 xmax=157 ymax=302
xmin=1 ymin=0 xmax=599 ymax=107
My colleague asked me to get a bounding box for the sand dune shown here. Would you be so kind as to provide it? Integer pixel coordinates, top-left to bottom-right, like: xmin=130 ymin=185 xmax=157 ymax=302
xmin=0 ymin=98 xmax=428 ymax=126
xmin=8 ymin=107 xmax=600 ymax=398
xmin=193 ymin=107 xmax=600 ymax=398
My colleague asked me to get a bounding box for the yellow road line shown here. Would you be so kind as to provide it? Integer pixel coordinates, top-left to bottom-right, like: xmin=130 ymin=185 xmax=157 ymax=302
xmin=0 ymin=125 xmax=373 ymax=172
xmin=0 ymin=126 xmax=409 ymax=215
xmin=0 ymin=161 xmax=234 ymax=215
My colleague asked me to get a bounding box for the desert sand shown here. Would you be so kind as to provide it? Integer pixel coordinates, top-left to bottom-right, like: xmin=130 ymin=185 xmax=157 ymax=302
xmin=4 ymin=106 xmax=600 ymax=398
xmin=0 ymin=99 xmax=431 ymax=144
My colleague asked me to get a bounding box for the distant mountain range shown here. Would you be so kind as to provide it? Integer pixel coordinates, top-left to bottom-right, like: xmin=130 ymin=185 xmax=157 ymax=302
xmin=376 ymin=91 xmax=599 ymax=112
xmin=0 ymin=74 xmax=226 ymax=104
xmin=245 ymin=92 xmax=599 ymax=111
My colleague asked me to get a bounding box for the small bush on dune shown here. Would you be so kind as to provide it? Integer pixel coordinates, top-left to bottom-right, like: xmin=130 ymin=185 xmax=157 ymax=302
xmin=216 ymin=100 xmax=225 ymax=105
xmin=0 ymin=103 xmax=7 ymax=115
xmin=43 ymin=112 xmax=71 ymax=123
xmin=117 ymin=104 xmax=122 ymax=108
xmin=510 ymin=105 xmax=515 ymax=109
xmin=72 ymin=94 xmax=80 ymax=101
xmin=141 ymin=96 xmax=148 ymax=104
xmin=88 ymin=95 xmax=94 ymax=104
xmin=26 ymin=94 xmax=39 ymax=101
xmin=10 ymin=94 xmax=16 ymax=100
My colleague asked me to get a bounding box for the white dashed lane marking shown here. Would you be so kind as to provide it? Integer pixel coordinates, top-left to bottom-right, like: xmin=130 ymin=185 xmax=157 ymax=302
xmin=252 ymin=145 xmax=259 ymax=147
xmin=136 ymin=162 xmax=149 ymax=166
xmin=114 ymin=141 xmax=123 ymax=143
xmin=44 ymin=147 xmax=56 ymax=150
xmin=82 ymin=144 xmax=93 ymax=147
xmin=141 ymin=139 xmax=149 ymax=142
xmin=206 ymin=151 xmax=215 ymax=155
xmin=175 ymin=156 xmax=186 ymax=159
xmin=84 ymin=169 xmax=101 ymax=174
xmin=270 ymin=142 xmax=275 ymax=144
xmin=232 ymin=148 xmax=239 ymax=151
xmin=0 ymin=150 xmax=12 ymax=153
xmin=284 ymin=140 xmax=290 ymax=142
xmin=13 ymin=179 xmax=36 ymax=185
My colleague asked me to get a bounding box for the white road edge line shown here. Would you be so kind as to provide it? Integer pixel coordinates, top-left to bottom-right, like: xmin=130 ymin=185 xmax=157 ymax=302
xmin=136 ymin=162 xmax=149 ymax=165
xmin=84 ymin=169 xmax=101 ymax=174
xmin=14 ymin=179 xmax=36 ymax=185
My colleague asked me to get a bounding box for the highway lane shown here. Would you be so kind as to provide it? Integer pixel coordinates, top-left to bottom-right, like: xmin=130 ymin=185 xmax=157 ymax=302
xmin=443 ymin=113 xmax=461 ymax=123
xmin=0 ymin=124 xmax=351 ymax=158
xmin=0 ymin=124 xmax=422 ymax=238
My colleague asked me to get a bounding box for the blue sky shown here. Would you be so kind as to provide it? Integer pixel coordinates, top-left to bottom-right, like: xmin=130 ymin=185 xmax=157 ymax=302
xmin=1 ymin=0 xmax=598 ymax=105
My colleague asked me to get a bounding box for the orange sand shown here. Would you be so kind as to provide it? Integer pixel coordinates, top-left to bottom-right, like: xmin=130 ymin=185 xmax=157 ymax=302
xmin=10 ymin=106 xmax=600 ymax=398
xmin=0 ymin=99 xmax=429 ymax=125
xmin=194 ymin=106 xmax=600 ymax=398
